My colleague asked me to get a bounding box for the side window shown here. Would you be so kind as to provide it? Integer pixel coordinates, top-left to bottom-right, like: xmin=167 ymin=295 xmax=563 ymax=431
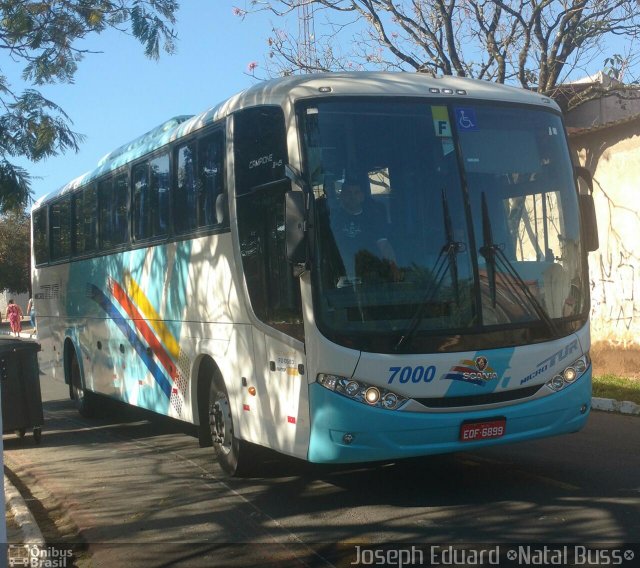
xmin=136 ymin=154 xmax=170 ymax=241
xmin=174 ymin=143 xmax=197 ymax=234
xmin=33 ymin=208 xmax=48 ymax=265
xmin=234 ymin=107 xmax=302 ymax=340
xmin=132 ymin=162 xmax=149 ymax=241
xmin=73 ymin=185 xmax=97 ymax=256
xmin=98 ymin=177 xmax=114 ymax=249
xmin=112 ymin=174 xmax=129 ymax=246
xmin=150 ymin=153 xmax=170 ymax=236
xmin=50 ymin=196 xmax=71 ymax=260
xmin=198 ymin=131 xmax=227 ymax=228
xmin=99 ymin=173 xmax=129 ymax=250
xmin=234 ymin=106 xmax=287 ymax=194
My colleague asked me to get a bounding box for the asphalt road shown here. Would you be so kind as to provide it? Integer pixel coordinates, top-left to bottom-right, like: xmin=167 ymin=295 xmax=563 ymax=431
xmin=3 ymin=365 xmax=640 ymax=567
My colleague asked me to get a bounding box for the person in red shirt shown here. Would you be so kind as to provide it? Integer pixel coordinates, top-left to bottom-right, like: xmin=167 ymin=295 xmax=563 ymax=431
xmin=5 ymin=299 xmax=23 ymax=336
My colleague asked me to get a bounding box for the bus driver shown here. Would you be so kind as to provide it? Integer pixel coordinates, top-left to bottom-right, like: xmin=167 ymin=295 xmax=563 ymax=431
xmin=331 ymin=180 xmax=400 ymax=284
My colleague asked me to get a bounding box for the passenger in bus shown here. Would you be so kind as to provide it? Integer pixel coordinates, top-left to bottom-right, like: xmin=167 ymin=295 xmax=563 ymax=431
xmin=332 ymin=180 xmax=400 ymax=283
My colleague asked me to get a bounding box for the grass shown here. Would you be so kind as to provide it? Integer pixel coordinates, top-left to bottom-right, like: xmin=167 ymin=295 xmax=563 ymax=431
xmin=592 ymin=374 xmax=640 ymax=405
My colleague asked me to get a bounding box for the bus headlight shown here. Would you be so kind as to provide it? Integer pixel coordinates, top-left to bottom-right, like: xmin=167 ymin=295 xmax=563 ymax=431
xmin=545 ymin=354 xmax=590 ymax=392
xmin=365 ymin=387 xmax=380 ymax=404
xmin=317 ymin=374 xmax=408 ymax=411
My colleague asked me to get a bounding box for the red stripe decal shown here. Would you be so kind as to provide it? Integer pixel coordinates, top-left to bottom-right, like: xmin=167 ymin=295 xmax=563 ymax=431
xmin=110 ymin=280 xmax=177 ymax=381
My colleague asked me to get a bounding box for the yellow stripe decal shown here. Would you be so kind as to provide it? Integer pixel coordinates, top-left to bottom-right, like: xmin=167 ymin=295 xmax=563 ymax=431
xmin=124 ymin=274 xmax=180 ymax=358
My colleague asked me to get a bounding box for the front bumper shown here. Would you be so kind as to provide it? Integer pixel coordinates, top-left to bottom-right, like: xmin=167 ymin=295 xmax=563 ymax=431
xmin=308 ymin=370 xmax=591 ymax=463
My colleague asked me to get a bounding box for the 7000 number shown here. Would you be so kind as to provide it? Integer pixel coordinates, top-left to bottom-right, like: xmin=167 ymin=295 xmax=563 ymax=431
xmin=388 ymin=365 xmax=436 ymax=384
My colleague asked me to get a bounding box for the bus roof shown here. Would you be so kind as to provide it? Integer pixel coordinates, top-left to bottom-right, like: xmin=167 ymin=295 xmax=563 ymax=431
xmin=36 ymin=72 xmax=558 ymax=207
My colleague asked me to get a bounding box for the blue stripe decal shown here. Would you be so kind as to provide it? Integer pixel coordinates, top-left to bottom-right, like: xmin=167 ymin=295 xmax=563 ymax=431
xmin=89 ymin=284 xmax=172 ymax=399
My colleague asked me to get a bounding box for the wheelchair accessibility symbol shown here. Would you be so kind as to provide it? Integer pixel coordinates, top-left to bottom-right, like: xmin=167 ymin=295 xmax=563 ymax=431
xmin=455 ymin=107 xmax=478 ymax=131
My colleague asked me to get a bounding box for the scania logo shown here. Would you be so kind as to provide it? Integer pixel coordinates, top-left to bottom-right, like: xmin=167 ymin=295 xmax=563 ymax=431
xmin=475 ymin=356 xmax=488 ymax=371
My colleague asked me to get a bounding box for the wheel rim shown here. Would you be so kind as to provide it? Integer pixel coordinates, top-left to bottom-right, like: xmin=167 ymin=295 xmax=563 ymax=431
xmin=210 ymin=392 xmax=233 ymax=456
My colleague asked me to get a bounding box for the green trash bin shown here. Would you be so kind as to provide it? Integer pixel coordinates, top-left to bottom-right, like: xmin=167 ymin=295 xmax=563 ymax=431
xmin=0 ymin=337 xmax=43 ymax=443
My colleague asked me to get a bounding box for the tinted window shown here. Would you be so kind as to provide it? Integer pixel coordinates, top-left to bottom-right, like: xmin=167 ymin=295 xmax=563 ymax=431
xmin=33 ymin=208 xmax=48 ymax=265
xmin=132 ymin=162 xmax=149 ymax=241
xmin=73 ymin=185 xmax=97 ymax=255
xmin=150 ymin=154 xmax=170 ymax=236
xmin=50 ymin=197 xmax=71 ymax=260
xmin=135 ymin=154 xmax=170 ymax=241
xmin=234 ymin=106 xmax=287 ymax=194
xmin=198 ymin=131 xmax=226 ymax=227
xmin=99 ymin=173 xmax=129 ymax=249
xmin=174 ymin=143 xmax=197 ymax=234
xmin=237 ymin=182 xmax=303 ymax=341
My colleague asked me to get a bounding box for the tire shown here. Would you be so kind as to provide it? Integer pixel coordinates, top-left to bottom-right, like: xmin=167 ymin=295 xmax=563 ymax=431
xmin=70 ymin=352 xmax=96 ymax=419
xmin=209 ymin=376 xmax=252 ymax=476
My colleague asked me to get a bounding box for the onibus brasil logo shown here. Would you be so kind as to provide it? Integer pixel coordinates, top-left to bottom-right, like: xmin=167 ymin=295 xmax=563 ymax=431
xmin=442 ymin=355 xmax=498 ymax=386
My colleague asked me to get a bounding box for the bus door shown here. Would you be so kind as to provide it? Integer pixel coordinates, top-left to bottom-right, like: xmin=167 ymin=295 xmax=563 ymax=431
xmin=236 ymin=174 xmax=308 ymax=457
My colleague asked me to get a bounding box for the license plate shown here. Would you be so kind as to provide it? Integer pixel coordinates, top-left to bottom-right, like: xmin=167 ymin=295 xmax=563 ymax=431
xmin=460 ymin=418 xmax=506 ymax=442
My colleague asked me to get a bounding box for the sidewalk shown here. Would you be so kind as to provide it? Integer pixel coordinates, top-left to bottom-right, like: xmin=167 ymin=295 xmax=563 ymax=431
xmin=4 ymin=473 xmax=45 ymax=545
xmin=2 ymin=321 xmax=45 ymax=566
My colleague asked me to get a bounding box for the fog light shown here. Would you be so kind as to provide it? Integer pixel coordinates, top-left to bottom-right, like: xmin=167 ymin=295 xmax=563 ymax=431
xmin=574 ymin=359 xmax=587 ymax=374
xmin=345 ymin=381 xmax=360 ymax=396
xmin=551 ymin=375 xmax=564 ymax=390
xmin=580 ymin=403 xmax=588 ymax=414
xmin=343 ymin=433 xmax=354 ymax=444
xmin=563 ymin=367 xmax=577 ymax=383
xmin=365 ymin=387 xmax=380 ymax=404
xmin=382 ymin=393 xmax=399 ymax=409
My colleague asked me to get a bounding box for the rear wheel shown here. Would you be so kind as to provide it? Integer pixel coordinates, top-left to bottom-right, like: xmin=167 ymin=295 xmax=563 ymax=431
xmin=209 ymin=376 xmax=251 ymax=476
xmin=70 ymin=353 xmax=96 ymax=418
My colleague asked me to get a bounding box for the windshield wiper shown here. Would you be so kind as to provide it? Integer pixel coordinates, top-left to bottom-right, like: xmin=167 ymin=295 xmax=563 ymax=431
xmin=441 ymin=189 xmax=462 ymax=305
xmin=479 ymin=192 xmax=560 ymax=338
xmin=394 ymin=190 xmax=464 ymax=352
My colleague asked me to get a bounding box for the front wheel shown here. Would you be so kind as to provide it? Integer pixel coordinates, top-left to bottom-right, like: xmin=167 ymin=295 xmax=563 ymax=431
xmin=209 ymin=378 xmax=252 ymax=476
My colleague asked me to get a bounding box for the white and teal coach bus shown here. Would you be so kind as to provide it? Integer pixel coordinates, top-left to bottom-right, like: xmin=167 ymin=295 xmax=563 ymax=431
xmin=31 ymin=72 xmax=599 ymax=475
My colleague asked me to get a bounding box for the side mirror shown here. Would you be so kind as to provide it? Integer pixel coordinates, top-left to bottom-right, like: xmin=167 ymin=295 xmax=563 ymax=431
xmin=285 ymin=191 xmax=307 ymax=267
xmin=574 ymin=166 xmax=599 ymax=252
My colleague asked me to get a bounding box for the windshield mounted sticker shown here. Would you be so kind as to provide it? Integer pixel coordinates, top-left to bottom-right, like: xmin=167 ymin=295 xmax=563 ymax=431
xmin=432 ymin=105 xmax=454 ymax=155
xmin=455 ymin=107 xmax=478 ymax=131
xmin=442 ymin=355 xmax=498 ymax=386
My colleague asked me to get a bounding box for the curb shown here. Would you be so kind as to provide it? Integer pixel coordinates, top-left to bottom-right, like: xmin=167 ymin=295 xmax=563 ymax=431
xmin=592 ymin=397 xmax=640 ymax=415
xmin=4 ymin=474 xmax=45 ymax=545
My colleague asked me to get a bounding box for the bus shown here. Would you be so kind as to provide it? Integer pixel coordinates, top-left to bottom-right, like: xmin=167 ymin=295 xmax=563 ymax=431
xmin=31 ymin=72 xmax=599 ymax=475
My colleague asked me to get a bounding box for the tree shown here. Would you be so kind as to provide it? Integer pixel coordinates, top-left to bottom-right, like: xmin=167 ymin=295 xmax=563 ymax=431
xmin=242 ymin=0 xmax=640 ymax=107
xmin=0 ymin=209 xmax=30 ymax=293
xmin=0 ymin=0 xmax=179 ymax=213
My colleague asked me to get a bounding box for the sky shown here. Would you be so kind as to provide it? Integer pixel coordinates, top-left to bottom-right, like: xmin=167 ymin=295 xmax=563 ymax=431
xmin=3 ymin=1 xmax=632 ymax=206
xmin=5 ymin=2 xmax=277 ymax=204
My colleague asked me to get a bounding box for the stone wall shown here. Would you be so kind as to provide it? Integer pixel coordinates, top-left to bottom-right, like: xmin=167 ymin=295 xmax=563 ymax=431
xmin=570 ymin=118 xmax=640 ymax=346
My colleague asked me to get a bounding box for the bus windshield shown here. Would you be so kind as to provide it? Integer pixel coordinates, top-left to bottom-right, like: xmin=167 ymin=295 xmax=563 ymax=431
xmin=300 ymin=99 xmax=586 ymax=352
